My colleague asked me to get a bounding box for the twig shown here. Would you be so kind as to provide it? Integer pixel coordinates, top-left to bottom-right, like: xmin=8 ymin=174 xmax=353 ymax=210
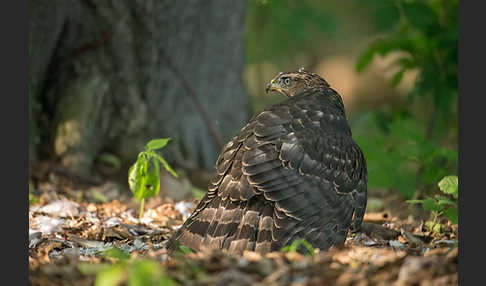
xmin=360 ymin=222 xmax=400 ymax=240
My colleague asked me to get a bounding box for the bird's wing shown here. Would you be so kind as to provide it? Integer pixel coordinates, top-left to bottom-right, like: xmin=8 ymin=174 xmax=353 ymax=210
xmin=168 ymin=94 xmax=367 ymax=253
xmin=240 ymin=96 xmax=367 ymax=250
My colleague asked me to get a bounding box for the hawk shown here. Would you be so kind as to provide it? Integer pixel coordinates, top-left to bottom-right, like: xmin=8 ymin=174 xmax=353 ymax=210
xmin=167 ymin=68 xmax=367 ymax=255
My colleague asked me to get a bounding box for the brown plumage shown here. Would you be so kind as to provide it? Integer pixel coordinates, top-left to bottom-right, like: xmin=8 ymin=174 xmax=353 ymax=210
xmin=167 ymin=68 xmax=367 ymax=255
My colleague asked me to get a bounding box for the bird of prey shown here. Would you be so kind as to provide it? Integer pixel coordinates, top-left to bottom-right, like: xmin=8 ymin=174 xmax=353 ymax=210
xmin=167 ymin=68 xmax=367 ymax=255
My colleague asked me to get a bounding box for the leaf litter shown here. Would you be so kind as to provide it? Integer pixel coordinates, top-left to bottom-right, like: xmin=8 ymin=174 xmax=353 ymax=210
xmin=29 ymin=175 xmax=457 ymax=286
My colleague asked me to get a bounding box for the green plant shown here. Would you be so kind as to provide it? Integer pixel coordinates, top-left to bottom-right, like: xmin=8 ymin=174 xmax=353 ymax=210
xmin=29 ymin=192 xmax=39 ymax=205
xmin=352 ymin=113 xmax=457 ymax=198
xmin=281 ymin=238 xmax=315 ymax=256
xmin=354 ymin=0 xmax=457 ymax=197
xmin=99 ymin=153 xmax=122 ymax=171
xmin=357 ymin=0 xmax=458 ymax=117
xmin=407 ymin=175 xmax=458 ymax=230
xmin=246 ymin=0 xmax=337 ymax=65
xmin=29 ymin=181 xmax=39 ymax=205
xmin=128 ymin=138 xmax=178 ymax=219
xmin=177 ymin=245 xmax=192 ymax=255
xmin=78 ymin=247 xmax=176 ymax=286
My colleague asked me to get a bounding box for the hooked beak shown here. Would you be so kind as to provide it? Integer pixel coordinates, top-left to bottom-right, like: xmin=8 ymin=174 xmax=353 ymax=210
xmin=265 ymin=79 xmax=277 ymax=94
xmin=265 ymin=83 xmax=272 ymax=93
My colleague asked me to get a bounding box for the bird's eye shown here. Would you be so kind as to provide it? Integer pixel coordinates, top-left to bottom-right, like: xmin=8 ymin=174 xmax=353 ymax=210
xmin=284 ymin=77 xmax=290 ymax=85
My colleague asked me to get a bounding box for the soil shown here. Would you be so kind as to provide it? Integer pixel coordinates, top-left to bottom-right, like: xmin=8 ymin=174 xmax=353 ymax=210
xmin=29 ymin=170 xmax=458 ymax=286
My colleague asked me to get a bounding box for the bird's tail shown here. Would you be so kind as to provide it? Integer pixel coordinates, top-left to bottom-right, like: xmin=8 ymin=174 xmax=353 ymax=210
xmin=166 ymin=195 xmax=274 ymax=255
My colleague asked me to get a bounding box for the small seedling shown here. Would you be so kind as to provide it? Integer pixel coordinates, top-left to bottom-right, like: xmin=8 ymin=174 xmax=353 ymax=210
xmin=407 ymin=175 xmax=458 ymax=230
xmin=102 ymin=247 xmax=131 ymax=260
xmin=99 ymin=153 xmax=122 ymax=171
xmin=177 ymin=244 xmax=193 ymax=255
xmin=128 ymin=138 xmax=178 ymax=219
xmin=79 ymin=247 xmax=176 ymax=286
xmin=281 ymin=238 xmax=315 ymax=256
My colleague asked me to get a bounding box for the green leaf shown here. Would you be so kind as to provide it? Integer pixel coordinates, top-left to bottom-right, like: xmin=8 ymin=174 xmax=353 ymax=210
xmin=102 ymin=247 xmax=130 ymax=260
xmin=356 ymin=38 xmax=408 ymax=72
xmin=391 ymin=69 xmax=405 ymax=86
xmin=146 ymin=138 xmax=171 ymax=151
xmin=280 ymin=245 xmax=293 ymax=252
xmin=155 ymin=154 xmax=178 ymax=178
xmin=394 ymin=56 xmax=416 ymax=70
xmin=129 ymin=152 xmax=165 ymax=201
xmin=178 ymin=245 xmax=193 ymax=255
xmin=127 ymin=259 xmax=177 ymax=286
xmin=142 ymin=157 xmax=161 ymax=198
xmin=281 ymin=238 xmax=315 ymax=256
xmin=401 ymin=2 xmax=438 ymax=33
xmin=421 ymin=197 xmax=442 ymax=212
xmin=373 ymin=4 xmax=400 ymax=31
xmin=444 ymin=206 xmax=458 ymax=224
xmin=356 ymin=47 xmax=377 ymax=72
xmin=298 ymin=239 xmax=315 ymax=256
xmin=29 ymin=192 xmax=39 ymax=205
xmin=128 ymin=153 xmax=147 ymax=197
xmin=99 ymin=153 xmax=121 ymax=170
xmin=435 ymin=195 xmax=457 ymax=207
xmin=128 ymin=260 xmax=160 ymax=286
xmin=95 ymin=264 xmax=126 ymax=286
xmin=438 ymin=175 xmax=458 ymax=198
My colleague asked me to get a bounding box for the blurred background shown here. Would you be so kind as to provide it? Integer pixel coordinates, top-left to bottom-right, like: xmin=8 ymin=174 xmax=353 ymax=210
xmin=244 ymin=0 xmax=458 ymax=200
xmin=29 ymin=0 xmax=457 ymax=202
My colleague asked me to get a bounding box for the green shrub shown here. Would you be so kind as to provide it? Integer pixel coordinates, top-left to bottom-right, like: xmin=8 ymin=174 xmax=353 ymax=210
xmin=355 ymin=0 xmax=457 ymax=197
xmin=407 ymin=175 xmax=458 ymax=227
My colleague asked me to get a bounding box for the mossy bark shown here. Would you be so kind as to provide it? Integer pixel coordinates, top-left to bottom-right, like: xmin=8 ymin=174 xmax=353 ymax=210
xmin=29 ymin=0 xmax=249 ymax=178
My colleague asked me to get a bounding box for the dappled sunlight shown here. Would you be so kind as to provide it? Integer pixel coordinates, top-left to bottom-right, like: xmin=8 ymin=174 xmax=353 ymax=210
xmin=29 ymin=0 xmax=458 ymax=284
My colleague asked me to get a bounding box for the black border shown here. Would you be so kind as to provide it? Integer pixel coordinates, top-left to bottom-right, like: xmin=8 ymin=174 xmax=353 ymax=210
xmin=3 ymin=0 xmax=29 ymax=284
xmin=458 ymin=0 xmax=482 ymax=285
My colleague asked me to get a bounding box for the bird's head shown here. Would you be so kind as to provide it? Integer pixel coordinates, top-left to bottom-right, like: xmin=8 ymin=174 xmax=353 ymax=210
xmin=265 ymin=67 xmax=330 ymax=97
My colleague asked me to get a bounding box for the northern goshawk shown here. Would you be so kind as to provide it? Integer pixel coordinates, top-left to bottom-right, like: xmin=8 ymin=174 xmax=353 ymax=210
xmin=167 ymin=68 xmax=367 ymax=255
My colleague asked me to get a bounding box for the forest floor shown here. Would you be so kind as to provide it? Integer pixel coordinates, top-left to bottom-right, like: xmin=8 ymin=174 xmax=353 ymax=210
xmin=29 ymin=169 xmax=458 ymax=286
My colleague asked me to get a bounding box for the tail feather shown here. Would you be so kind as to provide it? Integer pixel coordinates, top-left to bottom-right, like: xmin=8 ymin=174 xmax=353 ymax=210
xmin=168 ymin=195 xmax=275 ymax=255
xmin=227 ymin=209 xmax=260 ymax=253
xmin=203 ymin=198 xmax=243 ymax=249
xmin=254 ymin=204 xmax=273 ymax=253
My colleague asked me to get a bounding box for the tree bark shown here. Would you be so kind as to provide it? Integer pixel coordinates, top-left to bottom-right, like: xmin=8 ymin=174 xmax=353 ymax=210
xmin=29 ymin=0 xmax=250 ymax=178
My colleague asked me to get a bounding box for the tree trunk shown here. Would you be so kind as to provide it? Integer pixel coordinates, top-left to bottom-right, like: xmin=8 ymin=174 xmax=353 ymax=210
xmin=29 ymin=0 xmax=250 ymax=179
